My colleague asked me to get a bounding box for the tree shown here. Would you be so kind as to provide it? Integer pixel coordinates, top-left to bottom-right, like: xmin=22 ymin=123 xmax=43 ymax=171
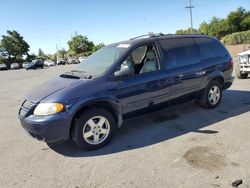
xmin=93 ymin=43 xmax=105 ymax=52
xmin=176 ymin=28 xmax=199 ymax=34
xmin=38 ymin=48 xmax=45 ymax=57
xmin=1 ymin=30 xmax=30 ymax=61
xmin=57 ymin=48 xmax=67 ymax=58
xmin=67 ymin=34 xmax=94 ymax=55
xmin=199 ymin=21 xmax=210 ymax=35
xmin=176 ymin=7 xmax=250 ymax=41
xmin=47 ymin=53 xmax=57 ymax=61
xmin=227 ymin=7 xmax=250 ymax=33
xmin=37 ymin=48 xmax=47 ymax=60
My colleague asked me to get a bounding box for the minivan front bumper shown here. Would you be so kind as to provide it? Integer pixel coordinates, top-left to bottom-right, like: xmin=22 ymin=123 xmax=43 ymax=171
xmin=19 ymin=112 xmax=71 ymax=143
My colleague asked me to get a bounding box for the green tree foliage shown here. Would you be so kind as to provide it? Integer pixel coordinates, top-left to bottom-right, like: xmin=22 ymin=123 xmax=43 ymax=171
xmin=93 ymin=43 xmax=105 ymax=52
xmin=1 ymin=30 xmax=30 ymax=60
xmin=27 ymin=53 xmax=37 ymax=62
xmin=176 ymin=7 xmax=250 ymax=41
xmin=38 ymin=48 xmax=45 ymax=57
xmin=47 ymin=53 xmax=57 ymax=61
xmin=227 ymin=7 xmax=250 ymax=33
xmin=67 ymin=34 xmax=94 ymax=55
xmin=221 ymin=30 xmax=250 ymax=45
xmin=57 ymin=48 xmax=67 ymax=58
xmin=37 ymin=48 xmax=47 ymax=60
xmin=176 ymin=28 xmax=199 ymax=34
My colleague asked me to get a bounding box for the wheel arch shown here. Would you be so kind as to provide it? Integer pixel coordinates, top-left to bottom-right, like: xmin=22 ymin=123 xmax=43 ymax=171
xmin=70 ymin=98 xmax=123 ymax=135
xmin=207 ymin=71 xmax=225 ymax=87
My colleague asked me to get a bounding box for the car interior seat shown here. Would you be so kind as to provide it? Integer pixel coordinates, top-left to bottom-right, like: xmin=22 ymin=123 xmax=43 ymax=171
xmin=140 ymin=50 xmax=158 ymax=73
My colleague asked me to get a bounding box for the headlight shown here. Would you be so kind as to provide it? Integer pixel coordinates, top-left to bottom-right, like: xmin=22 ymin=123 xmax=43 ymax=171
xmin=34 ymin=103 xmax=64 ymax=116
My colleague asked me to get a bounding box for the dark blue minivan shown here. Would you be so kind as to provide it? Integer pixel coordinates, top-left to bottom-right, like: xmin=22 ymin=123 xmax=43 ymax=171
xmin=18 ymin=34 xmax=234 ymax=150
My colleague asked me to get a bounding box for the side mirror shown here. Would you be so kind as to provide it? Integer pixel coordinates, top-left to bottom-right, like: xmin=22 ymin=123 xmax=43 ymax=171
xmin=114 ymin=65 xmax=132 ymax=77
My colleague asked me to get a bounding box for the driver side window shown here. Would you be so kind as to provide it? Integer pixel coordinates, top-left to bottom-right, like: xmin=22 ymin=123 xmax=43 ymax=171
xmin=116 ymin=43 xmax=159 ymax=77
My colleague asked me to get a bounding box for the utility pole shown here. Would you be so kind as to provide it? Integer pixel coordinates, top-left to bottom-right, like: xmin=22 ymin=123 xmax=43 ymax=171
xmin=185 ymin=0 xmax=194 ymax=33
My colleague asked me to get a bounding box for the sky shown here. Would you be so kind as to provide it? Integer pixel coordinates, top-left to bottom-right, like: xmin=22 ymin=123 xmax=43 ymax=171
xmin=0 ymin=0 xmax=249 ymax=54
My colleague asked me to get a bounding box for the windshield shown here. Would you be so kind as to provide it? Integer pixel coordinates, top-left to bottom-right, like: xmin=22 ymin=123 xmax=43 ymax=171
xmin=75 ymin=44 xmax=128 ymax=77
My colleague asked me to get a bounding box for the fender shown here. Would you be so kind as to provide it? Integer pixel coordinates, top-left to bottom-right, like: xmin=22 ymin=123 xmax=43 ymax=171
xmin=66 ymin=95 xmax=123 ymax=129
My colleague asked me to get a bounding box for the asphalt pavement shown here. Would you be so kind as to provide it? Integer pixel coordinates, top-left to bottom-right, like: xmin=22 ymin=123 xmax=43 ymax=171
xmin=0 ymin=65 xmax=249 ymax=188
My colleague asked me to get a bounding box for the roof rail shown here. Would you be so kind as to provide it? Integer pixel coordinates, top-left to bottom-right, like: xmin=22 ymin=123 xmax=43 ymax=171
xmin=129 ymin=32 xmax=168 ymax=40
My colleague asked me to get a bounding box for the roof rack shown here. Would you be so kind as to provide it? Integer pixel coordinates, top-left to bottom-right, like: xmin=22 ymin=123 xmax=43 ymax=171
xmin=129 ymin=32 xmax=171 ymax=40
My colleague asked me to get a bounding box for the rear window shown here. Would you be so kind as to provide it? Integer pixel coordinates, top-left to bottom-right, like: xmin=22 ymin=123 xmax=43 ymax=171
xmin=194 ymin=37 xmax=228 ymax=60
xmin=159 ymin=38 xmax=200 ymax=69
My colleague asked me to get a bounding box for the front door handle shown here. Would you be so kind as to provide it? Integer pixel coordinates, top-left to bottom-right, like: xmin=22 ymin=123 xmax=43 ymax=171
xmin=195 ymin=71 xmax=206 ymax=76
xmin=174 ymin=74 xmax=184 ymax=81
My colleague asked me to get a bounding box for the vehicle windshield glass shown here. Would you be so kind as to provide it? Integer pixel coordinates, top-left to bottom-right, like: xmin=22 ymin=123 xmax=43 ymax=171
xmin=239 ymin=55 xmax=249 ymax=63
xmin=75 ymin=44 xmax=129 ymax=77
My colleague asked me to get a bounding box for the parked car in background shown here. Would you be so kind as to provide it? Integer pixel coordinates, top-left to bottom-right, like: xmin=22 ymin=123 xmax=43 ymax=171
xmin=67 ymin=57 xmax=78 ymax=64
xmin=10 ymin=63 xmax=20 ymax=70
xmin=22 ymin=62 xmax=30 ymax=69
xmin=235 ymin=49 xmax=250 ymax=79
xmin=79 ymin=56 xmax=86 ymax=62
xmin=0 ymin=63 xmax=8 ymax=71
xmin=57 ymin=58 xmax=66 ymax=65
xmin=44 ymin=60 xmax=56 ymax=67
xmin=18 ymin=34 xmax=234 ymax=150
xmin=26 ymin=59 xmax=44 ymax=70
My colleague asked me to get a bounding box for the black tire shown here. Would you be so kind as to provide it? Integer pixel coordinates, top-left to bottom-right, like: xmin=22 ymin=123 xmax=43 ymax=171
xmin=235 ymin=62 xmax=248 ymax=79
xmin=71 ymin=107 xmax=117 ymax=150
xmin=198 ymin=80 xmax=222 ymax=109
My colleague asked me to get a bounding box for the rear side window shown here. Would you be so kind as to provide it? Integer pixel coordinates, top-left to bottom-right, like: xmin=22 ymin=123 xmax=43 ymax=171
xmin=194 ymin=37 xmax=228 ymax=60
xmin=159 ymin=38 xmax=200 ymax=69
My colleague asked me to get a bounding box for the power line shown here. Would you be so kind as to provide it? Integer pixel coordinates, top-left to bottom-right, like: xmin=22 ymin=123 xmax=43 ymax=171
xmin=185 ymin=0 xmax=194 ymax=33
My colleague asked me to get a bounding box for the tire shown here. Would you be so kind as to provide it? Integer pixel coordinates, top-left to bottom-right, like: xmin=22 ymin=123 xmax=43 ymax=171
xmin=71 ymin=107 xmax=117 ymax=150
xmin=198 ymin=80 xmax=222 ymax=109
xmin=235 ymin=62 xmax=248 ymax=79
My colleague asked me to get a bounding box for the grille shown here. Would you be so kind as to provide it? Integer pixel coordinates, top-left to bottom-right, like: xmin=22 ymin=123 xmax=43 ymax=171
xmin=19 ymin=100 xmax=36 ymax=117
xmin=23 ymin=100 xmax=34 ymax=109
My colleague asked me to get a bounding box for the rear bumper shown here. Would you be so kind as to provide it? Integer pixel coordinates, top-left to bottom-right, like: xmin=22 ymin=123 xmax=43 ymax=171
xmin=19 ymin=112 xmax=71 ymax=143
xmin=223 ymin=76 xmax=234 ymax=90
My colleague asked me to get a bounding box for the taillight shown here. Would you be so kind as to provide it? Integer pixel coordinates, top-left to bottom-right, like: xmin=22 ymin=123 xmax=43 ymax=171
xmin=228 ymin=59 xmax=233 ymax=69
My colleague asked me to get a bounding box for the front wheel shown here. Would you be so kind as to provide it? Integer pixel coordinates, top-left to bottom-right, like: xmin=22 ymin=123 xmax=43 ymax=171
xmin=198 ymin=80 xmax=222 ymax=109
xmin=71 ymin=108 xmax=117 ymax=150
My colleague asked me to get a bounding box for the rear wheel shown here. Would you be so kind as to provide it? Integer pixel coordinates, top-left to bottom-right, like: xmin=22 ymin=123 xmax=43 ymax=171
xmin=235 ymin=62 xmax=248 ymax=79
xmin=198 ymin=80 xmax=222 ymax=109
xmin=71 ymin=108 xmax=117 ymax=150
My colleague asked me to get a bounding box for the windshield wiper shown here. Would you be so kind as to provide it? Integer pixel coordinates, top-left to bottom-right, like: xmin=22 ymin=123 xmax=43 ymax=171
xmin=70 ymin=70 xmax=93 ymax=79
xmin=60 ymin=73 xmax=81 ymax=79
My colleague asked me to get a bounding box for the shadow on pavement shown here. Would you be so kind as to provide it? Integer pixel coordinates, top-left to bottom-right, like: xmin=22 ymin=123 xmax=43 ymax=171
xmin=48 ymin=89 xmax=250 ymax=157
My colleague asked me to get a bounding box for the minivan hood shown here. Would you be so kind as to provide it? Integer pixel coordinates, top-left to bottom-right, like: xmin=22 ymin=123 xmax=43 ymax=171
xmin=25 ymin=76 xmax=87 ymax=103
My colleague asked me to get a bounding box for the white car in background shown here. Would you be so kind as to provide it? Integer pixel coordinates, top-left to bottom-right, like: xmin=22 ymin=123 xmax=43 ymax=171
xmin=44 ymin=60 xmax=56 ymax=67
xmin=57 ymin=58 xmax=66 ymax=65
xmin=67 ymin=57 xmax=78 ymax=64
xmin=235 ymin=49 xmax=250 ymax=79
xmin=79 ymin=56 xmax=86 ymax=62
xmin=22 ymin=62 xmax=30 ymax=69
